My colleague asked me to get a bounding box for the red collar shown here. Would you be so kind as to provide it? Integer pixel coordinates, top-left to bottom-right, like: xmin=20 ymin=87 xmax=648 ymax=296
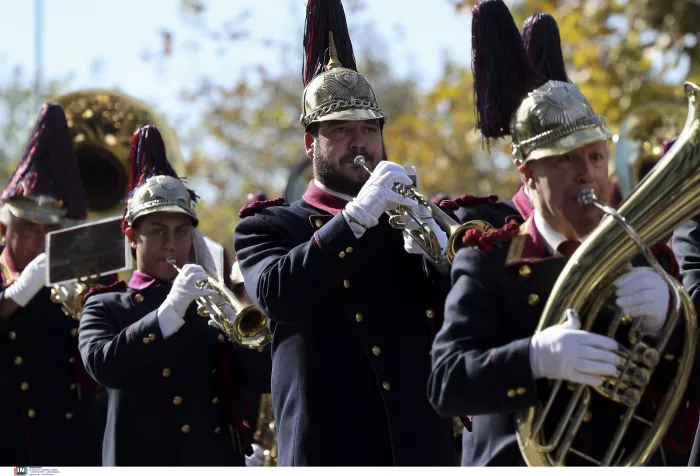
xmin=128 ymin=270 xmax=158 ymax=290
xmin=301 ymin=181 xmax=348 ymax=216
xmin=505 ymin=217 xmax=564 ymax=266
xmin=512 ymin=185 xmax=534 ymax=221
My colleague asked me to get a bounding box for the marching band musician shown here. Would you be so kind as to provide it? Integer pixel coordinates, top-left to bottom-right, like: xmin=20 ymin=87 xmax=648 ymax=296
xmin=78 ymin=125 xmax=271 ymax=466
xmin=428 ymin=0 xmax=699 ymax=466
xmin=0 ymin=103 xmax=100 ymax=465
xmin=233 ymin=0 xmax=454 ymax=466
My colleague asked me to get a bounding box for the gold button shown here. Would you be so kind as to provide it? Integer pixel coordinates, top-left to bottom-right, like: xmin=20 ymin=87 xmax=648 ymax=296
xmin=212 ymin=397 xmax=219 ymax=404
xmin=426 ymin=309 xmax=435 ymax=319
xmin=516 ymin=387 xmax=526 ymax=396
xmin=527 ymin=294 xmax=540 ymax=306
xmin=621 ymin=315 xmax=633 ymax=325
xmin=173 ymin=396 xmax=182 ymax=406
xmin=519 ymin=265 xmax=532 ymax=277
xmin=69 ymin=357 xmax=76 ymax=364
xmin=20 ymin=382 xmax=29 ymax=391
xmin=214 ymin=426 xmax=221 ymax=434
xmin=71 ymin=328 xmax=78 ymax=337
xmin=346 ymin=247 xmax=353 ymax=253
xmin=142 ymin=337 xmax=150 ymax=344
xmin=65 ymin=413 xmax=73 ymax=420
xmin=70 ymin=383 xmax=77 ymax=390
xmin=181 ymin=424 xmax=191 ymax=434
xmin=339 ymin=251 xmax=346 ymax=259
xmin=583 ymin=411 xmax=593 ymax=423
xmin=507 ymin=389 xmax=516 ymax=398
xmin=148 ymin=333 xmax=156 ymax=341
xmin=162 ymin=368 xmax=172 ymax=377
xmin=28 ymin=409 xmax=36 ymax=418
xmin=382 ymin=381 xmax=391 ymax=391
xmin=355 ymin=313 xmax=363 ymax=323
xmin=372 ymin=346 xmax=381 ymax=356
xmin=134 ymin=293 xmax=144 ymax=303
xmin=314 ymin=219 xmax=323 ymax=228
xmin=14 ymin=356 xmax=22 ymax=365
xmin=665 ymin=353 xmax=675 ymax=361
xmin=343 ymin=279 xmax=351 ymax=289
xmin=8 ymin=331 xmax=17 ymax=340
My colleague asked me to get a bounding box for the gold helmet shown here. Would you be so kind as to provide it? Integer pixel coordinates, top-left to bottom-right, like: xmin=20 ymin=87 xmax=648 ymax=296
xmin=299 ymin=0 xmax=385 ymax=131
xmin=472 ymin=0 xmax=610 ymax=165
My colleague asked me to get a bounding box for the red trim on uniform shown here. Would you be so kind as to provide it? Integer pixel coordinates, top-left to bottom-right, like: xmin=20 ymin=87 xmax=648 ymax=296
xmin=83 ymin=280 xmax=127 ymax=303
xmin=72 ymin=345 xmax=104 ymax=395
xmin=453 ymin=194 xmax=498 ymax=207
xmin=339 ymin=286 xmax=397 ymax=465
xmin=459 ymin=416 xmax=472 ymax=432
xmin=301 ymin=181 xmax=348 ymax=216
xmin=238 ymin=197 xmax=285 ymax=218
xmin=511 ymin=186 xmax=533 ymax=220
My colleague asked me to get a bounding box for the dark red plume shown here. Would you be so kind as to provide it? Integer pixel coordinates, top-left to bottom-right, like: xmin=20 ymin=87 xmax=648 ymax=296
xmin=472 ymin=0 xmax=545 ymax=140
xmin=522 ymin=13 xmax=569 ymax=82
xmin=302 ymin=0 xmax=357 ymax=87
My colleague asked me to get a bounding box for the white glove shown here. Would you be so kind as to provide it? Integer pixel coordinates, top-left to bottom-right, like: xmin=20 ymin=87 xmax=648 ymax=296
xmin=245 ymin=443 xmax=265 ymax=467
xmin=402 ymin=205 xmax=448 ymax=258
xmin=4 ymin=253 xmax=47 ymax=307
xmin=344 ymin=161 xmax=417 ymax=229
xmin=529 ymin=310 xmax=622 ymax=386
xmin=614 ymin=267 xmax=669 ymax=335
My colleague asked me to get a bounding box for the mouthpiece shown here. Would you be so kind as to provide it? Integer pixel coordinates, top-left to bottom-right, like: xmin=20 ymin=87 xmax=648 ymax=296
xmin=579 ymin=188 xmax=599 ymax=206
xmin=353 ymin=155 xmax=366 ymax=167
xmin=166 ymin=256 xmax=178 ymax=267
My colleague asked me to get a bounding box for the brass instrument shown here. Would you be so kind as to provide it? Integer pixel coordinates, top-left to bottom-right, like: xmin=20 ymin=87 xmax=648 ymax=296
xmin=254 ymin=394 xmax=278 ymax=466
xmin=516 ymin=82 xmax=700 ymax=466
xmin=613 ymin=102 xmax=686 ymax=201
xmin=166 ymin=257 xmax=272 ymax=349
xmin=51 ymin=278 xmax=95 ymax=320
xmin=353 ymin=155 xmax=493 ymax=264
xmin=52 ymin=89 xmax=185 ymax=219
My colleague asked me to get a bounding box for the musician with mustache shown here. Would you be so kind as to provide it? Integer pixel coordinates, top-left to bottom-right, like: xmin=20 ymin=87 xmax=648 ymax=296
xmin=78 ymin=125 xmax=270 ymax=466
xmin=428 ymin=0 xmax=698 ymax=466
xmin=233 ymin=0 xmax=454 ymax=466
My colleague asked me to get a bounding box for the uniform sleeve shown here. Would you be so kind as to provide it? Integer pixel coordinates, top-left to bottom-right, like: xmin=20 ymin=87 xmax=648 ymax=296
xmin=427 ymin=247 xmax=541 ymax=417
xmin=234 ymin=211 xmax=382 ymax=325
xmin=78 ymin=294 xmax=171 ymax=389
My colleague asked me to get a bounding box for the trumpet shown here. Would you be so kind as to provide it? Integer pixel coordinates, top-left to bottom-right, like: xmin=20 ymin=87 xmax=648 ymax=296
xmin=353 ymin=155 xmax=493 ymax=264
xmin=166 ymin=257 xmax=272 ymax=349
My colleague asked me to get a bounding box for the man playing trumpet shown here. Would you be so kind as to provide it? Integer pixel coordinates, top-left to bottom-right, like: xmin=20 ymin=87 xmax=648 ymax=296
xmin=233 ymin=0 xmax=454 ymax=466
xmin=78 ymin=125 xmax=270 ymax=466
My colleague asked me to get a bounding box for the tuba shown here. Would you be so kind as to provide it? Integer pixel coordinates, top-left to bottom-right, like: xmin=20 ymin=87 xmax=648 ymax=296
xmin=167 ymin=257 xmax=272 ymax=349
xmin=353 ymin=156 xmax=493 ymax=264
xmin=53 ymin=89 xmax=185 ymax=219
xmin=516 ymin=82 xmax=700 ymax=466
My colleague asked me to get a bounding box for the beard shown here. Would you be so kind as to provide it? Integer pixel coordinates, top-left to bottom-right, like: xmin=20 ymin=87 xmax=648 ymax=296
xmin=313 ymin=148 xmax=379 ymax=197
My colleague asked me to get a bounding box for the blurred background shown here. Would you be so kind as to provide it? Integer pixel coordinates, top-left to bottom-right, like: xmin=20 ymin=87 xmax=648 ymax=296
xmin=0 ymin=0 xmax=698 ymax=254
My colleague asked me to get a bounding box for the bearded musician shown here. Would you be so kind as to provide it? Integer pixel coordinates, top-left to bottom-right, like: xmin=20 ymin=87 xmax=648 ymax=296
xmin=78 ymin=125 xmax=271 ymax=466
xmin=0 ymin=104 xmax=101 ymax=465
xmin=233 ymin=0 xmax=454 ymax=466
xmin=428 ymin=0 xmax=700 ymax=466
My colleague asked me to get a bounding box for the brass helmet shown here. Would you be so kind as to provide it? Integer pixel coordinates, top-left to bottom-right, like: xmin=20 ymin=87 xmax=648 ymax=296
xmin=471 ymin=0 xmax=611 ymax=164
xmin=299 ymin=0 xmax=385 ymax=131
xmin=613 ymin=102 xmax=686 ymax=199
xmin=122 ymin=125 xmax=198 ymax=231
xmin=510 ymin=80 xmax=612 ymax=165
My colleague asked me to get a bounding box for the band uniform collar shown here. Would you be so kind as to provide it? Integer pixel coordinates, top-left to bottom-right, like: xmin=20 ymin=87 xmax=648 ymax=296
xmin=0 ymin=246 xmax=21 ymax=287
xmin=128 ymin=270 xmax=158 ymax=290
xmin=302 ymin=180 xmax=350 ymax=216
xmin=505 ymin=216 xmax=553 ymax=266
xmin=512 ymin=185 xmax=534 ymax=221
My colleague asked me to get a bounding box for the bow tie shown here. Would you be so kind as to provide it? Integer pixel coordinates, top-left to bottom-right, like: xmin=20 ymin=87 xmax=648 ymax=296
xmin=557 ymin=240 xmax=581 ymax=257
